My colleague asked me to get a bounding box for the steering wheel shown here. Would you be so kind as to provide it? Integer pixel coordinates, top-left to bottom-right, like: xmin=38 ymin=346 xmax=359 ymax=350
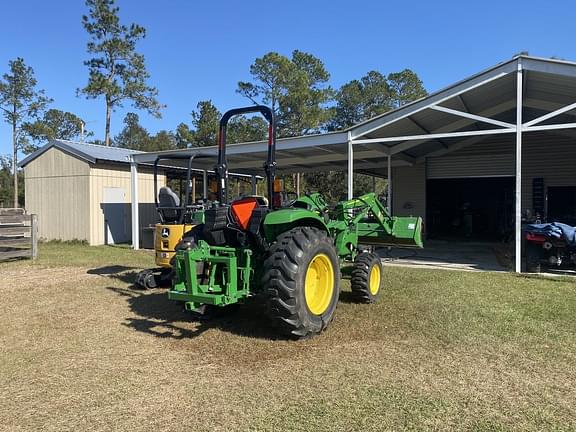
xmin=284 ymin=191 xmax=299 ymax=207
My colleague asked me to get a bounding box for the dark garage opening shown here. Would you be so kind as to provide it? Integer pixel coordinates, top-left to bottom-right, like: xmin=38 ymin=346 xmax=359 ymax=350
xmin=547 ymin=186 xmax=576 ymax=226
xmin=427 ymin=177 xmax=515 ymax=241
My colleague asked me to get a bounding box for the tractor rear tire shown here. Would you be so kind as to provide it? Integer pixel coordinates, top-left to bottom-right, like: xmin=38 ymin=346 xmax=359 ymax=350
xmin=263 ymin=227 xmax=340 ymax=339
xmin=351 ymin=252 xmax=383 ymax=303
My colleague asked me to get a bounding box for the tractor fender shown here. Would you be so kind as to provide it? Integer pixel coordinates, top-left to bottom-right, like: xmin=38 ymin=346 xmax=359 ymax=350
xmin=263 ymin=209 xmax=329 ymax=242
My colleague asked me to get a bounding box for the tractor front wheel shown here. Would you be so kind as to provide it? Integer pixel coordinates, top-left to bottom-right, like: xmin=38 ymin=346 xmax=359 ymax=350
xmin=263 ymin=227 xmax=340 ymax=339
xmin=351 ymin=252 xmax=383 ymax=303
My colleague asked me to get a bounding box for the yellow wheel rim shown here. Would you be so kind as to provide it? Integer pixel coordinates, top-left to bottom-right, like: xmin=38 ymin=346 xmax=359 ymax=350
xmin=369 ymin=264 xmax=381 ymax=295
xmin=304 ymin=253 xmax=335 ymax=315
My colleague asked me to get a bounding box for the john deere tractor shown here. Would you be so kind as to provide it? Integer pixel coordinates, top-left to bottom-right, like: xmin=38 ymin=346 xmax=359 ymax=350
xmin=169 ymin=105 xmax=423 ymax=338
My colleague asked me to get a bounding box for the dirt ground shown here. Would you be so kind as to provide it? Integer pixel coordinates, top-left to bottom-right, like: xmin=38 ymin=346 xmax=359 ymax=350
xmin=1 ymin=247 xmax=575 ymax=431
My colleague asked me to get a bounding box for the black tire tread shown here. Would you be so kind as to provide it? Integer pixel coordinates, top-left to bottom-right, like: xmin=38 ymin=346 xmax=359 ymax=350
xmin=350 ymin=252 xmax=383 ymax=303
xmin=262 ymin=227 xmax=340 ymax=338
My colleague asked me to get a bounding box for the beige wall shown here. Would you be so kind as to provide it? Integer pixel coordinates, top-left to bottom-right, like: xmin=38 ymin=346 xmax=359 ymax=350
xmin=89 ymin=164 xmax=165 ymax=246
xmin=392 ymin=163 xmax=426 ymax=220
xmin=24 ymin=147 xmax=91 ymax=242
xmin=521 ymin=138 xmax=576 ymax=212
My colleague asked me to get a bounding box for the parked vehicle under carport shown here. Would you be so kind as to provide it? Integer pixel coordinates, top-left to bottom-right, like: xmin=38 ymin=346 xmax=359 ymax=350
xmin=524 ymin=222 xmax=576 ymax=272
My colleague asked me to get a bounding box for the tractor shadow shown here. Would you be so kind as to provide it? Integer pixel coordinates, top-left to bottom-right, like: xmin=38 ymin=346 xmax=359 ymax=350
xmin=337 ymin=290 xmax=358 ymax=304
xmin=97 ymin=265 xmax=358 ymax=340
xmin=106 ymin=285 xmax=284 ymax=341
xmin=87 ymin=265 xmax=141 ymax=286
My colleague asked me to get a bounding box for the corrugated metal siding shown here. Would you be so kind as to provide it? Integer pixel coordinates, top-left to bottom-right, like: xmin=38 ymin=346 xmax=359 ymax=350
xmin=23 ymin=147 xmax=91 ymax=241
xmin=427 ymin=141 xmax=515 ymax=179
xmin=392 ymin=135 xmax=575 ymax=229
xmin=392 ymin=164 xmax=426 ymax=220
xmin=522 ymin=138 xmax=576 ymax=212
xmin=425 ymin=135 xmax=576 ymax=212
xmin=89 ymin=164 xmax=165 ymax=246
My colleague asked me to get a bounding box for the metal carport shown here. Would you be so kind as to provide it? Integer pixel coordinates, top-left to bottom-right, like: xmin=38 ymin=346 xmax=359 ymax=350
xmin=130 ymin=55 xmax=576 ymax=272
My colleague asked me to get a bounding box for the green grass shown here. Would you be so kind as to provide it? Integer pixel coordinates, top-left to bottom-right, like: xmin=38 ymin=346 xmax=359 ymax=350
xmin=1 ymin=241 xmax=155 ymax=269
xmin=0 ymin=244 xmax=575 ymax=431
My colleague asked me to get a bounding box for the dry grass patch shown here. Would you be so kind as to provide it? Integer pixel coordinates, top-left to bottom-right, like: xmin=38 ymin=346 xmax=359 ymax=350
xmin=1 ymin=243 xmax=575 ymax=431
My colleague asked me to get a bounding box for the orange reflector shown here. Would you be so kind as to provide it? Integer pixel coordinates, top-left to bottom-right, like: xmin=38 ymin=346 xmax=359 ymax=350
xmin=274 ymin=178 xmax=283 ymax=192
xmin=231 ymin=198 xmax=258 ymax=230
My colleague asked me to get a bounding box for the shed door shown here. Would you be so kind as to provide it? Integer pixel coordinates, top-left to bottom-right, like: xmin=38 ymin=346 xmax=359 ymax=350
xmin=102 ymin=187 xmax=129 ymax=244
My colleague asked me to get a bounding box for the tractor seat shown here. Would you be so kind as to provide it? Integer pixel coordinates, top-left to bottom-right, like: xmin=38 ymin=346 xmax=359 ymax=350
xmin=158 ymin=186 xmax=181 ymax=223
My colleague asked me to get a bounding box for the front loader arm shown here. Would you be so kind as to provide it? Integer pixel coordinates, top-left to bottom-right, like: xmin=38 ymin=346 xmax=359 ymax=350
xmin=331 ymin=192 xmax=423 ymax=255
xmin=335 ymin=192 xmax=394 ymax=235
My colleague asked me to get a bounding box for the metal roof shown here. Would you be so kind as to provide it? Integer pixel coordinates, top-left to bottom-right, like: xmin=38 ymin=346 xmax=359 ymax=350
xmin=131 ymin=131 xmax=351 ymax=174
xmin=34 ymin=55 xmax=576 ymax=177
xmin=18 ymin=139 xmax=258 ymax=179
xmin=19 ymin=139 xmax=142 ymax=167
xmin=131 ymin=55 xmax=576 ymax=177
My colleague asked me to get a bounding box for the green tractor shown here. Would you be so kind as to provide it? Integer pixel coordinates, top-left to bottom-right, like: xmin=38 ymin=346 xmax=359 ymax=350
xmin=169 ymin=105 xmax=423 ymax=338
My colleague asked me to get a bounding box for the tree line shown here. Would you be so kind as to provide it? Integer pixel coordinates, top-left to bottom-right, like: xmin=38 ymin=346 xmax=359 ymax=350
xmin=0 ymin=0 xmax=427 ymax=207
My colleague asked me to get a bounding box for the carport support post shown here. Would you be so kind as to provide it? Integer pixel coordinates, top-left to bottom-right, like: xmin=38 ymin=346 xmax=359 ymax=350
xmin=202 ymin=170 xmax=208 ymax=200
xmin=296 ymin=173 xmax=301 ymax=197
xmin=347 ymin=132 xmax=353 ymax=199
xmin=387 ymin=154 xmax=392 ymax=213
xmin=250 ymin=175 xmax=256 ymax=195
xmin=515 ymin=61 xmax=523 ymax=273
xmin=192 ymin=176 xmax=196 ymax=202
xmin=130 ymin=160 xmax=140 ymax=250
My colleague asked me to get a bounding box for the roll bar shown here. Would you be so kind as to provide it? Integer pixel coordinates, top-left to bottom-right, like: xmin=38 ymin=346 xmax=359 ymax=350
xmin=216 ymin=105 xmax=276 ymax=208
xmin=153 ymin=154 xmax=197 ymax=225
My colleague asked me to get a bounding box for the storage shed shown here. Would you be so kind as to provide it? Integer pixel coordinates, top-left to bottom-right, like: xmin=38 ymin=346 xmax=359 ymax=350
xmin=19 ymin=140 xmax=164 ymax=245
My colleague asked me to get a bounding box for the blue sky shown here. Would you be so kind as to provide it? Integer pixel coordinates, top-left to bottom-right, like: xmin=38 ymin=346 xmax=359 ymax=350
xmin=1 ymin=0 xmax=575 ymax=157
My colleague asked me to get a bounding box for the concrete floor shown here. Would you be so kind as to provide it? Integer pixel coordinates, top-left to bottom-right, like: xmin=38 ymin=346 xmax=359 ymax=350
xmin=377 ymin=240 xmax=507 ymax=272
